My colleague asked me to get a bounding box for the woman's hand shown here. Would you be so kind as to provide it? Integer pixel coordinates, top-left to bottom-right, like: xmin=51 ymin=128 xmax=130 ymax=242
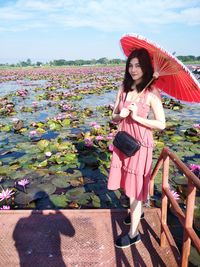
xmin=127 ymin=103 xmax=138 ymax=119
xmin=119 ymin=107 xmax=130 ymax=118
xmin=153 ymin=71 xmax=159 ymax=79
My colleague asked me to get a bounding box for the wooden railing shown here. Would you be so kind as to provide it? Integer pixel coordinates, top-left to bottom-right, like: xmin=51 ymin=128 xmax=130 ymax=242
xmin=149 ymin=147 xmax=200 ymax=267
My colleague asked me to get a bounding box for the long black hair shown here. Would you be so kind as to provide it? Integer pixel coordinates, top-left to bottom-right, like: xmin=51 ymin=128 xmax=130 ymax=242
xmin=123 ymin=48 xmax=154 ymax=93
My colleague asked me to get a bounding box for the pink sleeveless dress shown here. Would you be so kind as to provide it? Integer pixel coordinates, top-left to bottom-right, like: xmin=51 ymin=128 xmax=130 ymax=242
xmin=107 ymin=89 xmax=154 ymax=201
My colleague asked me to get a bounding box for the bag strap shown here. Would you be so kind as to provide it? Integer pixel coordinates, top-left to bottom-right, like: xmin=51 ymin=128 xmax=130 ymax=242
xmin=121 ymin=88 xmax=148 ymax=145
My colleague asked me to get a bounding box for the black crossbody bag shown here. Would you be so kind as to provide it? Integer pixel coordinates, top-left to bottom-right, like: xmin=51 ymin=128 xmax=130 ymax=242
xmin=113 ymin=89 xmax=146 ymax=157
xmin=113 ymin=130 xmax=141 ymax=157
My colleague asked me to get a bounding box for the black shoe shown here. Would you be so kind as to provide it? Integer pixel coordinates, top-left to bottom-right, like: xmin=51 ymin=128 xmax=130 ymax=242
xmin=115 ymin=233 xmax=141 ymax=248
xmin=123 ymin=212 xmax=144 ymax=225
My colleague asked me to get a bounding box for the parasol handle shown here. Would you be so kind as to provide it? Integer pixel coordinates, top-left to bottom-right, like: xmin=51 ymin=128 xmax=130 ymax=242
xmin=144 ymin=72 xmax=159 ymax=89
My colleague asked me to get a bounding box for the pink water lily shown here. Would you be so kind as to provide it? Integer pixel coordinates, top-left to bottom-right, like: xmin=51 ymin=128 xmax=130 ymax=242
xmin=95 ymin=135 xmax=104 ymax=141
xmin=90 ymin=121 xmax=97 ymax=126
xmin=0 ymin=205 xmax=10 ymax=210
xmin=29 ymin=130 xmax=37 ymax=136
xmin=0 ymin=189 xmax=15 ymax=201
xmin=84 ymin=137 xmax=93 ymax=147
xmin=32 ymin=101 xmax=38 ymax=107
xmin=18 ymin=179 xmax=30 ymax=187
xmin=170 ymin=190 xmax=180 ymax=200
xmin=193 ymin=124 xmax=200 ymax=129
xmin=189 ymin=164 xmax=200 ymax=171
xmin=93 ymin=124 xmax=101 ymax=129
xmin=108 ymin=144 xmax=114 ymax=152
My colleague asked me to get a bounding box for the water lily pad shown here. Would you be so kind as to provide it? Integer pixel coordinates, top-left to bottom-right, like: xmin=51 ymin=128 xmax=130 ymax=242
xmin=37 ymin=140 xmax=50 ymax=151
xmin=80 ymin=154 xmax=99 ymax=167
xmin=36 ymin=183 xmax=57 ymax=195
xmin=51 ymin=175 xmax=71 ymax=188
xmin=91 ymin=194 xmax=101 ymax=208
xmin=14 ymin=189 xmax=47 ymax=205
xmin=49 ymin=194 xmax=68 ymax=208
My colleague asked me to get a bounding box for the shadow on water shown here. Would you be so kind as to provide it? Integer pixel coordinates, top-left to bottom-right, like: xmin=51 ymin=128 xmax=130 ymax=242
xmin=73 ymin=140 xmax=125 ymax=209
xmin=13 ymin=191 xmax=75 ymax=267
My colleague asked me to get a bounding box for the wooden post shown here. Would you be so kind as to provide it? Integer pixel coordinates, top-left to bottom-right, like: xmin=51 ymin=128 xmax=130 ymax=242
xmin=160 ymin=154 xmax=169 ymax=247
xmin=181 ymin=180 xmax=196 ymax=267
xmin=149 ymin=153 xmax=163 ymax=196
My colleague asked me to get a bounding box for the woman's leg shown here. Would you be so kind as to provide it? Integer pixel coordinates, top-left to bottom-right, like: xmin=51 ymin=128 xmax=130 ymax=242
xmin=129 ymin=198 xmax=142 ymax=238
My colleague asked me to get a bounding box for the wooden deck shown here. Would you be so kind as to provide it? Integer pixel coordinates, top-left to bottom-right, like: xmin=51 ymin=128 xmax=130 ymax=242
xmin=0 ymin=208 xmax=180 ymax=267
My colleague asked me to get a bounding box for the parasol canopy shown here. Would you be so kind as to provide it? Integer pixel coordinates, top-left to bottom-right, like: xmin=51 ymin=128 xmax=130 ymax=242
xmin=120 ymin=34 xmax=200 ymax=103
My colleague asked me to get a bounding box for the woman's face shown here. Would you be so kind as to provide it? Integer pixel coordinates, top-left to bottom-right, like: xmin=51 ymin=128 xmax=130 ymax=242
xmin=128 ymin=57 xmax=144 ymax=84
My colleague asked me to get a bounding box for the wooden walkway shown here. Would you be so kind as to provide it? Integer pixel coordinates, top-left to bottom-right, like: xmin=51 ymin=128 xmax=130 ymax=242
xmin=0 ymin=208 xmax=180 ymax=267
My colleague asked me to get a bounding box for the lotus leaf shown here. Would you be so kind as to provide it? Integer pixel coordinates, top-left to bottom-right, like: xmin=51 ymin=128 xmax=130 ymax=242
xmin=67 ymin=169 xmax=82 ymax=179
xmin=63 ymin=153 xmax=77 ymax=162
xmin=49 ymin=195 xmax=68 ymax=208
xmin=0 ymin=179 xmax=15 ymax=188
xmin=37 ymin=159 xmax=48 ymax=167
xmin=49 ymin=165 xmax=67 ymax=172
xmin=51 ymin=175 xmax=71 ymax=188
xmin=80 ymin=155 xmax=99 ymax=167
xmin=91 ymin=194 xmax=101 ymax=208
xmin=37 ymin=140 xmax=50 ymax=150
xmin=14 ymin=188 xmax=47 ymax=205
xmin=62 ymin=119 xmax=71 ymax=126
xmin=36 ymin=183 xmax=56 ymax=195
xmin=57 ymin=142 xmax=72 ymax=150
xmin=66 ymin=187 xmax=86 ymax=197
xmin=0 ymin=166 xmax=13 ymax=175
xmin=1 ymin=125 xmax=12 ymax=132
xmin=36 ymin=128 xmax=46 ymax=134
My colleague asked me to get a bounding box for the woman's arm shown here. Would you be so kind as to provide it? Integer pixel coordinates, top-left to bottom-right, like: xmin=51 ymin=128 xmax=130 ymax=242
xmin=112 ymin=86 xmax=130 ymax=122
xmin=128 ymin=88 xmax=166 ymax=130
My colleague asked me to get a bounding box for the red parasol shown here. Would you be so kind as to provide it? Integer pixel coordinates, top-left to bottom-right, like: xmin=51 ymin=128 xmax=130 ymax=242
xmin=120 ymin=34 xmax=200 ymax=103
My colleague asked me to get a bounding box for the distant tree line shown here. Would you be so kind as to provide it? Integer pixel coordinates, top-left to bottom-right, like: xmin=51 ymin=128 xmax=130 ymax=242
xmin=177 ymin=55 xmax=200 ymax=62
xmin=0 ymin=57 xmax=125 ymax=67
xmin=0 ymin=55 xmax=199 ymax=68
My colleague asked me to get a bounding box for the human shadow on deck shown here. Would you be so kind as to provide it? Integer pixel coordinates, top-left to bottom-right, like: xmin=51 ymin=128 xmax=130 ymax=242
xmin=13 ymin=193 xmax=75 ymax=267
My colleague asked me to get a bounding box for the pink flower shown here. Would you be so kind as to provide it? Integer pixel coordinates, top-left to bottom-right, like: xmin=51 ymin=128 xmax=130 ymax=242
xmin=95 ymin=135 xmax=104 ymax=141
xmin=93 ymin=124 xmax=101 ymax=129
xmin=106 ymin=136 xmax=113 ymax=140
xmin=32 ymin=101 xmax=38 ymax=107
xmin=170 ymin=190 xmax=180 ymax=200
xmin=90 ymin=122 xmax=97 ymax=126
xmin=29 ymin=130 xmax=37 ymax=136
xmin=54 ymin=114 xmax=63 ymax=120
xmin=84 ymin=137 xmax=93 ymax=147
xmin=189 ymin=164 xmax=200 ymax=171
xmin=0 ymin=205 xmax=10 ymax=210
xmin=193 ymin=124 xmax=200 ymax=129
xmin=18 ymin=179 xmax=30 ymax=187
xmin=108 ymin=144 xmax=114 ymax=152
xmin=0 ymin=189 xmax=15 ymax=201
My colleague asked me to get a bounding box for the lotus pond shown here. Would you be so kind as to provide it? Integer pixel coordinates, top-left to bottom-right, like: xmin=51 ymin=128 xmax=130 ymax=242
xmin=0 ymin=66 xmax=199 ymax=215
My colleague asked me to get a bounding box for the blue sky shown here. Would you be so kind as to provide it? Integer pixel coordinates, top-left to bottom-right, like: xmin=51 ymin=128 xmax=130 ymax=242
xmin=0 ymin=0 xmax=200 ymax=63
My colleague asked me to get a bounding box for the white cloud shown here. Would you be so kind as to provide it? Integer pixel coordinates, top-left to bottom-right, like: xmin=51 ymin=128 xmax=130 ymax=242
xmin=0 ymin=0 xmax=199 ymax=32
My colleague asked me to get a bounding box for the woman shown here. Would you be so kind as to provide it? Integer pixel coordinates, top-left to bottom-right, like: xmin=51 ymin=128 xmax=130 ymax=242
xmin=107 ymin=48 xmax=165 ymax=248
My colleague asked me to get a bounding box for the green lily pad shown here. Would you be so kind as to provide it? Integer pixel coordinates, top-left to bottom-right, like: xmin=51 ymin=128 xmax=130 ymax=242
xmin=37 ymin=140 xmax=50 ymax=151
xmin=36 ymin=183 xmax=57 ymax=195
xmin=91 ymin=194 xmax=101 ymax=208
xmin=49 ymin=194 xmax=68 ymax=208
xmin=51 ymin=175 xmax=71 ymax=188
